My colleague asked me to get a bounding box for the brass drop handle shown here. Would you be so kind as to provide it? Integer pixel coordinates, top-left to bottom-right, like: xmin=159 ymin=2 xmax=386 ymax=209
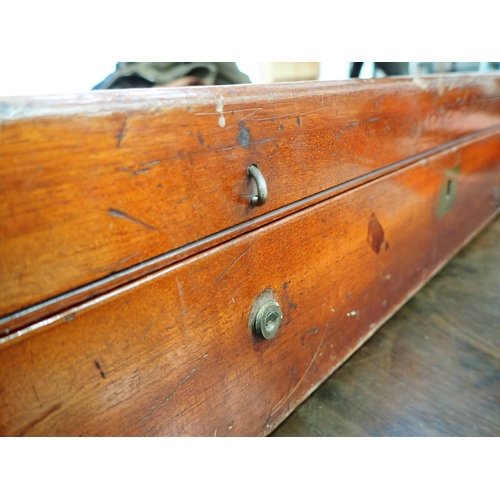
xmin=248 ymin=165 xmax=268 ymax=206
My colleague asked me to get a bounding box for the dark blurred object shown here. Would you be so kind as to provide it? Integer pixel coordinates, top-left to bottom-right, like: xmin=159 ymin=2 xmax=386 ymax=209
xmin=350 ymin=62 xmax=409 ymax=78
xmin=349 ymin=62 xmax=500 ymax=79
xmin=92 ymin=62 xmax=251 ymax=90
xmin=409 ymin=62 xmax=500 ymax=74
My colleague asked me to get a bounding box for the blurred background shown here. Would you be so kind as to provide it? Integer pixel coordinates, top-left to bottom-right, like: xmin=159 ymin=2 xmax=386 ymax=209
xmin=1 ymin=62 xmax=499 ymax=97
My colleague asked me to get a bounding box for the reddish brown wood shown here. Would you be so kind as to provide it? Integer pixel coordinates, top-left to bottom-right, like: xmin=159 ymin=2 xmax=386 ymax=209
xmin=2 ymin=75 xmax=500 ymax=331
xmin=1 ymin=133 xmax=498 ymax=436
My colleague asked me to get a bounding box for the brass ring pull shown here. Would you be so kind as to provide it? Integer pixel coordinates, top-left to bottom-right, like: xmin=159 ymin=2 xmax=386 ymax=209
xmin=248 ymin=165 xmax=268 ymax=206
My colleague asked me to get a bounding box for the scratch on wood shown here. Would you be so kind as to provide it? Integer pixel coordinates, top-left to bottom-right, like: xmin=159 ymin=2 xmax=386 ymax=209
xmin=212 ymin=244 xmax=254 ymax=287
xmin=254 ymin=106 xmax=331 ymax=122
xmin=268 ymin=324 xmax=328 ymax=419
xmin=175 ymin=196 xmax=190 ymax=205
xmin=200 ymin=245 xmax=253 ymax=310
xmin=92 ymin=251 xmax=140 ymax=273
xmin=134 ymin=353 xmax=209 ymax=426
xmin=108 ymin=209 xmax=157 ymax=231
xmin=117 ymin=116 xmax=129 ymax=147
xmin=142 ymin=317 xmax=153 ymax=341
xmin=194 ymin=107 xmax=262 ymax=124
xmin=32 ymin=384 xmax=42 ymax=408
xmin=235 ymin=107 xmax=263 ymax=123
xmin=131 ymin=168 xmax=150 ymax=177
xmin=349 ymin=116 xmax=382 ymax=126
xmin=194 ymin=111 xmax=223 ymax=116
xmin=176 ymin=277 xmax=190 ymax=336
xmin=213 ymin=145 xmax=240 ymax=152
xmin=220 ymin=138 xmax=273 ymax=152
xmin=16 ymin=404 xmax=61 ymax=436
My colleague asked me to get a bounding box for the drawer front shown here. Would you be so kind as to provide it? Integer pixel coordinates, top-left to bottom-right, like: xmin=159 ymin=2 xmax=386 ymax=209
xmin=0 ymin=134 xmax=499 ymax=436
xmin=2 ymin=76 xmax=500 ymax=322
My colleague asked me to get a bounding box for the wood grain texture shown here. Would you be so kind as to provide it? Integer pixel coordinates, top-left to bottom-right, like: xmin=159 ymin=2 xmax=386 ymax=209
xmin=271 ymin=215 xmax=500 ymax=437
xmin=2 ymin=75 xmax=500 ymax=331
xmin=0 ymin=133 xmax=498 ymax=436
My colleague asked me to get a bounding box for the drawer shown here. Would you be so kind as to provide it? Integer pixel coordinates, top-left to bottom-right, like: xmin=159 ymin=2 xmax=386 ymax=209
xmin=2 ymin=75 xmax=500 ymax=328
xmin=1 ymin=133 xmax=498 ymax=436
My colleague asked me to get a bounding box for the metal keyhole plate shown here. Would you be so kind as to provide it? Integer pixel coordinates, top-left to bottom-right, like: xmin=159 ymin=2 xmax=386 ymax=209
xmin=255 ymin=301 xmax=283 ymax=340
xmin=437 ymin=165 xmax=460 ymax=218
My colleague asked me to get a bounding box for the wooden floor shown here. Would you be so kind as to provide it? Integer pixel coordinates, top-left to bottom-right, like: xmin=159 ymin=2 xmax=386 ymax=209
xmin=271 ymin=215 xmax=500 ymax=437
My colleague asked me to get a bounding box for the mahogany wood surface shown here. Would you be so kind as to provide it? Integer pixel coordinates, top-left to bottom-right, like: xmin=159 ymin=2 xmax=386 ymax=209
xmin=2 ymin=75 xmax=500 ymax=333
xmin=1 ymin=132 xmax=498 ymax=436
xmin=272 ymin=215 xmax=500 ymax=437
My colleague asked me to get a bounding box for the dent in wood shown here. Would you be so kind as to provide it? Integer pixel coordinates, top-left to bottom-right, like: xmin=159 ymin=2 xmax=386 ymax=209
xmin=94 ymin=360 xmax=106 ymax=379
xmin=237 ymin=121 xmax=251 ymax=148
xmin=367 ymin=212 xmax=385 ymax=254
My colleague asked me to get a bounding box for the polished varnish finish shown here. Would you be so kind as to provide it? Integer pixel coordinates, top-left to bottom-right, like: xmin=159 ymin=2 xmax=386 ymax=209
xmin=2 ymin=75 xmax=500 ymax=332
xmin=1 ymin=131 xmax=498 ymax=436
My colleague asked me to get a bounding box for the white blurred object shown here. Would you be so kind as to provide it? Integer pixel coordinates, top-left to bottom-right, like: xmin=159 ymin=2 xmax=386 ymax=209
xmin=236 ymin=62 xmax=262 ymax=84
xmin=359 ymin=62 xmax=376 ymax=78
xmin=238 ymin=62 xmax=355 ymax=84
xmin=0 ymin=60 xmax=116 ymax=97
xmin=319 ymin=62 xmax=351 ymax=81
